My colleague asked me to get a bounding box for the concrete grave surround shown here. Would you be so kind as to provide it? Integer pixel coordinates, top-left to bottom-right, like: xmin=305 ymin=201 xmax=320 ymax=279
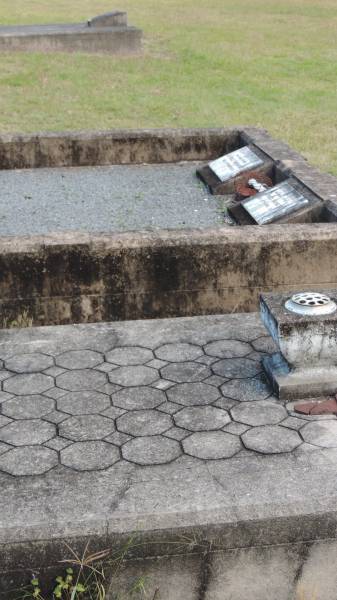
xmin=0 ymin=12 xmax=142 ymax=55
xmin=261 ymin=290 xmax=337 ymax=399
xmin=1 ymin=313 xmax=337 ymax=598
xmin=0 ymin=127 xmax=336 ymax=326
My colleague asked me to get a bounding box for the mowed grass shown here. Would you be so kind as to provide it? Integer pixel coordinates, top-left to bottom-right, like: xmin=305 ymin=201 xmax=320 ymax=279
xmin=0 ymin=0 xmax=336 ymax=173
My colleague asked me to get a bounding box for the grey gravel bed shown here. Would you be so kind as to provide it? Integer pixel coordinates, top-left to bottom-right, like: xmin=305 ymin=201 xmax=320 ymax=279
xmin=0 ymin=162 xmax=227 ymax=236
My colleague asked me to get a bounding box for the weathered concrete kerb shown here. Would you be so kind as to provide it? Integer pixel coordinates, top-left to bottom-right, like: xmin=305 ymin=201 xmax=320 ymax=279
xmin=1 ymin=224 xmax=337 ymax=326
xmin=1 ymin=314 xmax=337 ymax=599
xmin=0 ymin=12 xmax=142 ymax=55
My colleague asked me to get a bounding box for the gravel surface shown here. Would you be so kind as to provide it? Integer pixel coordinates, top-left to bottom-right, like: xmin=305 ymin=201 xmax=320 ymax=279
xmin=0 ymin=162 xmax=226 ymax=236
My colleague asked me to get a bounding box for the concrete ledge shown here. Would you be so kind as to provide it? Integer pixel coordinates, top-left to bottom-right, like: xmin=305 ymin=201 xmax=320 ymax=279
xmin=0 ymin=127 xmax=239 ymax=169
xmin=0 ymin=15 xmax=142 ymax=55
xmin=0 ymin=224 xmax=337 ymax=325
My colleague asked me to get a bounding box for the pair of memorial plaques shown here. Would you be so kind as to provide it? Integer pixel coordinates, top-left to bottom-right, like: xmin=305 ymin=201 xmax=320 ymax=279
xmin=208 ymin=146 xmax=311 ymax=225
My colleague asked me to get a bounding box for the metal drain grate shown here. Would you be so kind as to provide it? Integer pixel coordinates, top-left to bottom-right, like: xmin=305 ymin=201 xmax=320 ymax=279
xmin=285 ymin=292 xmax=337 ymax=315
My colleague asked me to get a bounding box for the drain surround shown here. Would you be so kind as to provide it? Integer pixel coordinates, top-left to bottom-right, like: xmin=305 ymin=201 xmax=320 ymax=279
xmin=285 ymin=292 xmax=337 ymax=315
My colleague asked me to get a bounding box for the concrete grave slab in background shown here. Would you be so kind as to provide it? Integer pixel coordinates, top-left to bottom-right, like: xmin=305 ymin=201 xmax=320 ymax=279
xmin=1 ymin=313 xmax=337 ymax=598
xmin=0 ymin=12 xmax=142 ymax=55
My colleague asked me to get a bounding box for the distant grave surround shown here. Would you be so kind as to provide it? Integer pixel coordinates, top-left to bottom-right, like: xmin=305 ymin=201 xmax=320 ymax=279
xmin=0 ymin=11 xmax=142 ymax=55
xmin=0 ymin=126 xmax=336 ymax=325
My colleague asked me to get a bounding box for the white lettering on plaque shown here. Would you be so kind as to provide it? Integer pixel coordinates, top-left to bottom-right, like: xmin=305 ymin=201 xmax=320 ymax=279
xmin=209 ymin=146 xmax=263 ymax=183
xmin=242 ymin=181 xmax=310 ymax=225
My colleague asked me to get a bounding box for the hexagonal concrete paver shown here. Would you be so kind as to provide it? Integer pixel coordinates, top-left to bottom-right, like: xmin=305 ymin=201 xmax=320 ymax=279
xmin=167 ymin=382 xmax=220 ymax=406
xmin=174 ymin=406 xmax=230 ymax=431
xmin=160 ymin=362 xmax=211 ymax=383
xmin=251 ymin=336 xmax=277 ymax=354
xmin=1 ymin=395 xmax=55 ymax=419
xmin=0 ymin=442 xmax=11 ymax=455
xmin=204 ymin=340 xmax=251 ymax=359
xmin=0 ymin=370 xmax=12 ymax=382
xmin=231 ymin=400 xmax=287 ymax=426
xmin=122 ymin=435 xmax=181 ymax=465
xmin=242 ymin=425 xmax=301 ymax=454
xmin=183 ymin=431 xmax=241 ymax=459
xmin=108 ymin=366 xmax=158 ymax=387
xmin=3 ymin=373 xmax=54 ymax=395
xmin=220 ymin=377 xmax=271 ymax=402
xmin=0 ymin=446 xmax=58 ymax=476
xmin=55 ymin=350 xmax=103 ymax=370
xmin=0 ymin=419 xmax=56 ymax=446
xmin=59 ymin=414 xmax=115 ymax=441
xmin=154 ymin=343 xmax=203 ymax=362
xmin=61 ymin=441 xmax=120 ymax=471
xmin=117 ymin=409 xmax=172 ymax=436
xmin=105 ymin=346 xmax=153 ymax=366
xmin=5 ymin=353 xmax=54 ymax=374
xmin=0 ymin=415 xmax=13 ymax=428
xmin=301 ymin=421 xmax=337 ymax=448
xmin=56 ymin=369 xmax=107 ymax=391
xmin=112 ymin=387 xmax=165 ymax=411
xmin=57 ymin=391 xmax=111 ymax=415
xmin=212 ymin=358 xmax=261 ymax=379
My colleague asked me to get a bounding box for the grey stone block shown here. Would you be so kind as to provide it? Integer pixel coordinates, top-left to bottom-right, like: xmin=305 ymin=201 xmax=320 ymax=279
xmin=56 ymin=349 xmax=103 ymax=369
xmin=183 ymin=431 xmax=241 ymax=459
xmin=213 ymin=358 xmax=261 ymax=379
xmin=60 ymin=441 xmax=120 ymax=471
xmin=3 ymin=372 xmax=54 ymax=395
xmin=260 ymin=291 xmax=337 ymax=399
xmin=5 ymin=352 xmax=54 ymax=373
xmin=112 ymin=387 xmax=165 ymax=411
xmin=167 ymin=382 xmax=220 ymax=406
xmin=2 ymin=395 xmax=55 ymax=419
xmin=204 ymin=339 xmax=251 ymax=358
xmin=0 ymin=419 xmax=56 ymax=446
xmin=0 ymin=419 xmax=55 ymax=446
xmin=242 ymin=425 xmax=301 ymax=454
xmin=108 ymin=365 xmax=158 ymax=386
xmin=0 ymin=18 xmax=142 ymax=56
xmin=263 ymin=352 xmax=337 ymax=400
xmin=301 ymin=421 xmax=337 ymax=448
xmin=160 ymin=362 xmax=211 ymax=383
xmin=230 ymin=400 xmax=287 ymax=426
xmin=56 ymin=369 xmax=107 ymax=391
xmin=174 ymin=406 xmax=230 ymax=431
xmin=0 ymin=446 xmax=58 ymax=476
xmin=155 ymin=343 xmax=203 ymax=362
xmin=117 ymin=409 xmax=172 ymax=437
xmin=220 ymin=377 xmax=273 ymax=402
xmin=57 ymin=391 xmax=111 ymax=415
xmin=105 ymin=346 xmax=153 ymax=366
xmin=122 ymin=435 xmax=181 ymax=465
xmin=59 ymin=414 xmax=115 ymax=441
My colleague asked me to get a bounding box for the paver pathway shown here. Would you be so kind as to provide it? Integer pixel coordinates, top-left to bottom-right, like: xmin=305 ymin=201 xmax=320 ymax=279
xmin=0 ymin=314 xmax=334 ymax=477
xmin=1 ymin=313 xmax=337 ymax=549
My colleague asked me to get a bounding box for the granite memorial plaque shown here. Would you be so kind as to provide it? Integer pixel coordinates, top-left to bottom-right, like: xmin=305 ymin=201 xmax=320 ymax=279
xmin=209 ymin=146 xmax=264 ymax=183
xmin=242 ymin=181 xmax=310 ymax=225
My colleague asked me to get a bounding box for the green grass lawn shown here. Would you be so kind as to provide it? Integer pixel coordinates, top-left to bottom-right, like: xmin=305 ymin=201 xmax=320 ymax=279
xmin=0 ymin=0 xmax=336 ymax=174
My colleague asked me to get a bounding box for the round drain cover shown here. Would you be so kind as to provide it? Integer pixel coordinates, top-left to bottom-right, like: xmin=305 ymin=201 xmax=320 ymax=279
xmin=285 ymin=292 xmax=337 ymax=315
